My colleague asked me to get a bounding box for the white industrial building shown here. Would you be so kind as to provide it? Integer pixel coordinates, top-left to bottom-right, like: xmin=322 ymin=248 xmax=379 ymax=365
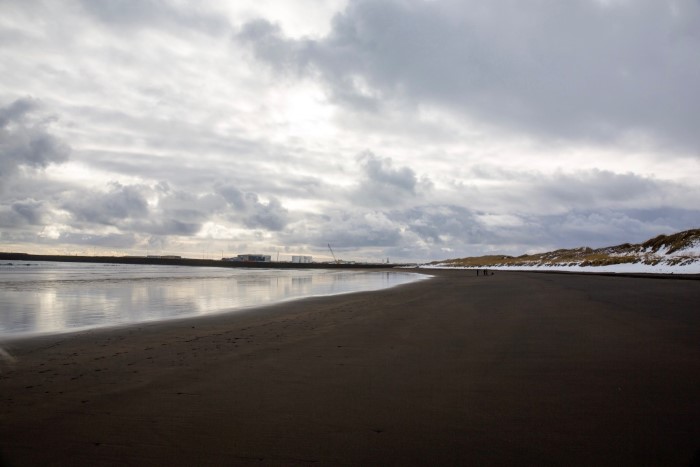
xmin=222 ymin=254 xmax=271 ymax=262
xmin=291 ymin=255 xmax=313 ymax=263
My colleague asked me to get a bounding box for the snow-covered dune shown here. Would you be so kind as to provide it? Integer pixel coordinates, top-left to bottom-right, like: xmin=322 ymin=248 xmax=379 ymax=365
xmin=428 ymin=229 xmax=700 ymax=275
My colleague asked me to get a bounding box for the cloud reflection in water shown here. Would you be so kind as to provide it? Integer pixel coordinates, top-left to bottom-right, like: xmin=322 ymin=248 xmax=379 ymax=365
xmin=0 ymin=263 xmax=427 ymax=337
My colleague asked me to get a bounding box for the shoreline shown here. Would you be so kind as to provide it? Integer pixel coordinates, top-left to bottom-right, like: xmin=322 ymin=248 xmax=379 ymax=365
xmin=0 ymin=263 xmax=431 ymax=346
xmin=0 ymin=252 xmax=407 ymax=269
xmin=2 ymin=269 xmax=699 ymax=465
xmin=419 ymin=265 xmax=700 ymax=280
xmin=1 ymin=278 xmax=433 ymax=347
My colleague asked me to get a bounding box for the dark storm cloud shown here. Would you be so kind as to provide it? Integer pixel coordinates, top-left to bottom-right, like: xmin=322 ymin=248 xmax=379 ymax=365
xmin=239 ymin=0 xmax=700 ymax=151
xmin=0 ymin=98 xmax=70 ymax=183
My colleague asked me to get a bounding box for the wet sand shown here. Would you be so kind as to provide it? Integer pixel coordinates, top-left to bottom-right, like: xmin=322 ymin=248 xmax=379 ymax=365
xmin=1 ymin=270 xmax=699 ymax=466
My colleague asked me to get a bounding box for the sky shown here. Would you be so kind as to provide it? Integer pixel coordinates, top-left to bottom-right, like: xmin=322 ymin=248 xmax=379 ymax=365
xmin=1 ymin=0 xmax=699 ymax=263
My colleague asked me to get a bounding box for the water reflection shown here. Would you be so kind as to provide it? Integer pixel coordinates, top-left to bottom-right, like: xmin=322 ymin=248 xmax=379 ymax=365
xmin=0 ymin=262 xmax=428 ymax=338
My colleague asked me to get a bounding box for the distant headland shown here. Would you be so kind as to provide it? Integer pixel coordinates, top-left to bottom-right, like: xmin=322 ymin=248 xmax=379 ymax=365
xmin=0 ymin=252 xmax=406 ymax=269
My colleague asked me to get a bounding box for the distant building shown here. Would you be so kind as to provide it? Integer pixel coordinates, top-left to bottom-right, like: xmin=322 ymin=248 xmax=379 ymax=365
xmin=291 ymin=255 xmax=313 ymax=263
xmin=223 ymin=254 xmax=272 ymax=262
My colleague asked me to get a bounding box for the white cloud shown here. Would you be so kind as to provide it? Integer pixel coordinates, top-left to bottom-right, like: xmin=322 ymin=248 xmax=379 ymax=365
xmin=0 ymin=98 xmax=70 ymax=184
xmin=240 ymin=0 xmax=700 ymax=153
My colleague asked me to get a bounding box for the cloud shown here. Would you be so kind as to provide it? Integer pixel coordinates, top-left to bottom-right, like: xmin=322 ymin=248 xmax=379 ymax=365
xmin=218 ymin=184 xmax=289 ymax=231
xmin=525 ymin=209 xmax=693 ymax=250
xmin=0 ymin=200 xmax=49 ymax=228
xmin=536 ymin=170 xmax=663 ymax=209
xmin=61 ymin=182 xmax=150 ymax=227
xmin=237 ymin=20 xmax=308 ymax=74
xmin=157 ymin=188 xmax=222 ymax=222
xmin=77 ymin=0 xmax=229 ymax=34
xmin=360 ymin=151 xmax=416 ymax=192
xmin=115 ymin=185 xmax=220 ymax=237
xmin=218 ymin=185 xmax=248 ymax=211
xmin=394 ymin=204 xmax=484 ymax=245
xmin=239 ymin=0 xmax=700 ymax=152
xmin=134 ymin=219 xmax=202 ymax=237
xmin=78 ymin=0 xmax=177 ymax=26
xmin=0 ymin=97 xmax=37 ymax=127
xmin=2 ymin=1 xmax=699 ymax=262
xmin=10 ymin=200 xmax=46 ymax=225
xmin=461 ymin=165 xmax=699 ymax=216
xmin=300 ymin=209 xmax=402 ymax=248
xmin=353 ymin=151 xmax=431 ymax=207
xmin=0 ymin=97 xmax=70 ymax=184
xmin=286 ymin=204 xmax=484 ymax=257
xmin=243 ymin=195 xmax=289 ymax=231
xmin=56 ymin=231 xmax=139 ymax=249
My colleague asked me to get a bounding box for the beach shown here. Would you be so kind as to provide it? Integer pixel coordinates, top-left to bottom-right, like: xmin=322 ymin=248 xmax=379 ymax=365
xmin=1 ymin=269 xmax=699 ymax=466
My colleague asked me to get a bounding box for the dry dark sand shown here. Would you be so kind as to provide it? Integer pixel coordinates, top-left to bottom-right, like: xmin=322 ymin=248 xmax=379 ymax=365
xmin=1 ymin=269 xmax=700 ymax=466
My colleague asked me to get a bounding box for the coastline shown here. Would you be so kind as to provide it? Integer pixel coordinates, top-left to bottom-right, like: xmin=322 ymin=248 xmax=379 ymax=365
xmin=420 ymin=265 xmax=700 ymax=280
xmin=0 ymin=252 xmax=406 ymax=269
xmin=0 ymin=265 xmax=428 ymax=340
xmin=2 ymin=269 xmax=699 ymax=466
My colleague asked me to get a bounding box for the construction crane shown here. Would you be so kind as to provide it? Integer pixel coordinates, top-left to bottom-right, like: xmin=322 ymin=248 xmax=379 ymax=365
xmin=327 ymin=243 xmax=338 ymax=264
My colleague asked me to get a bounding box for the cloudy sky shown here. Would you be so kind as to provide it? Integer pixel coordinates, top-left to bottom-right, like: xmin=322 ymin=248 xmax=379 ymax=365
xmin=1 ymin=0 xmax=699 ymax=263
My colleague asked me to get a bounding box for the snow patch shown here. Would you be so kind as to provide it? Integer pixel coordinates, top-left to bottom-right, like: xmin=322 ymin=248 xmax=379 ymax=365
xmin=424 ymin=262 xmax=700 ymax=274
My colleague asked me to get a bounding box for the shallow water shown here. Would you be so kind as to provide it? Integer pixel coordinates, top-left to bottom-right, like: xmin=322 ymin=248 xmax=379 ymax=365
xmin=0 ymin=262 xmax=428 ymax=338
